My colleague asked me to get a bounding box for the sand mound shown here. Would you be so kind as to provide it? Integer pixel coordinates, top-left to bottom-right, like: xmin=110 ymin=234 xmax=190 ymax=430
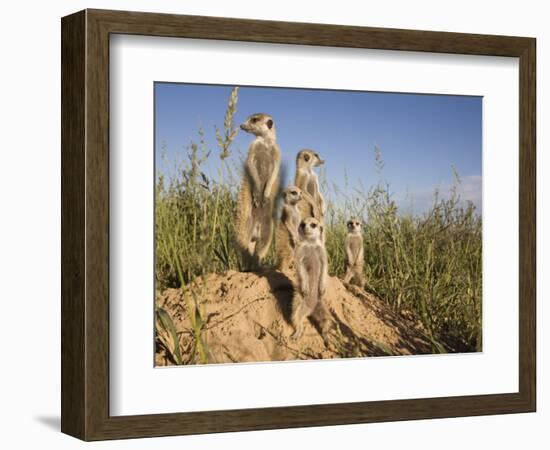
xmin=155 ymin=270 xmax=432 ymax=365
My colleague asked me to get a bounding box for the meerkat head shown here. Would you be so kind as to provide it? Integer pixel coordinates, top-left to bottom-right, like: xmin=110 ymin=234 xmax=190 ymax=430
xmin=283 ymin=186 xmax=302 ymax=205
xmin=240 ymin=113 xmax=275 ymax=138
xmin=347 ymin=218 xmax=362 ymax=234
xmin=299 ymin=217 xmax=323 ymax=242
xmin=296 ymin=149 xmax=324 ymax=170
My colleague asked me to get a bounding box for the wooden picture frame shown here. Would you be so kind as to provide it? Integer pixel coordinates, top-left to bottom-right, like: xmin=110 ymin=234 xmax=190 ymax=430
xmin=61 ymin=9 xmax=536 ymax=441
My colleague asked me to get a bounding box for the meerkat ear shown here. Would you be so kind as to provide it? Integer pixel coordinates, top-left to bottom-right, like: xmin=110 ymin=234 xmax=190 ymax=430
xmin=266 ymin=119 xmax=273 ymax=129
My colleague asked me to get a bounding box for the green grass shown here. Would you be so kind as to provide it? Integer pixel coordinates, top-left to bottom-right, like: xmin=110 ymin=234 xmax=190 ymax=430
xmin=155 ymin=87 xmax=482 ymax=356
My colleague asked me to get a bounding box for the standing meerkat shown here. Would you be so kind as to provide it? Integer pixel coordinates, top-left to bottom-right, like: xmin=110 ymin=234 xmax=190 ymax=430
xmin=290 ymin=217 xmax=331 ymax=340
xmin=343 ymin=218 xmax=365 ymax=287
xmin=295 ymin=149 xmax=326 ymax=222
xmin=234 ymin=113 xmax=281 ymax=270
xmin=276 ymin=186 xmax=319 ymax=272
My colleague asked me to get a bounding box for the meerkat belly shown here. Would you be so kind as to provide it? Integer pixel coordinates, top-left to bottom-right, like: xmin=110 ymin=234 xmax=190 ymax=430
xmin=289 ymin=215 xmax=301 ymax=237
xmin=303 ymin=254 xmax=321 ymax=307
xmin=350 ymin=236 xmax=362 ymax=258
xmin=254 ymin=146 xmax=275 ymax=188
xmin=305 ymin=178 xmax=318 ymax=198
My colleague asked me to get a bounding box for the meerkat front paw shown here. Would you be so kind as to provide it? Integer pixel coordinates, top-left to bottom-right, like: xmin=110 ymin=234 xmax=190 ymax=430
xmin=262 ymin=190 xmax=270 ymax=204
xmin=290 ymin=326 xmax=303 ymax=341
xmin=252 ymin=193 xmax=261 ymax=208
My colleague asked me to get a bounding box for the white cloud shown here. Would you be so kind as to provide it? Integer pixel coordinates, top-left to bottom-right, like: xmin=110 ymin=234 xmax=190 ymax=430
xmin=398 ymin=174 xmax=482 ymax=215
xmin=457 ymin=175 xmax=482 ymax=209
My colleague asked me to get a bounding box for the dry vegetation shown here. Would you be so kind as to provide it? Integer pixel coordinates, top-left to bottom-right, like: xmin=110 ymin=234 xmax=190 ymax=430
xmin=155 ymin=87 xmax=482 ymax=365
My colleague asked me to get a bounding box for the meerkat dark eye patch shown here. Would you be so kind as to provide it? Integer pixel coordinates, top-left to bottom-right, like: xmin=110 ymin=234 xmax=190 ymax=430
xmin=304 ymin=154 xmax=310 ymax=162
xmin=311 ymin=223 xmax=317 ymax=229
xmin=266 ymin=119 xmax=273 ymax=129
xmin=251 ymin=117 xmax=258 ymax=123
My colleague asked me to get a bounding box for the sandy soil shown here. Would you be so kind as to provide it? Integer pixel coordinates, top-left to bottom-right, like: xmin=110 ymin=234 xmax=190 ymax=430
xmin=155 ymin=270 xmax=432 ymax=365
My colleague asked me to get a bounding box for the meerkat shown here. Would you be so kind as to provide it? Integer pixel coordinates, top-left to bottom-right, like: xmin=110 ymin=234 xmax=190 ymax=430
xmin=290 ymin=217 xmax=331 ymax=340
xmin=276 ymin=186 xmax=319 ymax=272
xmin=343 ymin=218 xmax=365 ymax=287
xmin=234 ymin=113 xmax=281 ymax=270
xmin=295 ymin=149 xmax=326 ymax=222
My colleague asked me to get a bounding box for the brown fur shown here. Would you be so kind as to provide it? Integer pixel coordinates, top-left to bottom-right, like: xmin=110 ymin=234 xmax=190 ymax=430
xmin=344 ymin=219 xmax=365 ymax=287
xmin=291 ymin=218 xmax=331 ymax=340
xmin=294 ymin=149 xmax=326 ymax=223
xmin=234 ymin=113 xmax=281 ymax=270
xmin=276 ymin=186 xmax=319 ymax=272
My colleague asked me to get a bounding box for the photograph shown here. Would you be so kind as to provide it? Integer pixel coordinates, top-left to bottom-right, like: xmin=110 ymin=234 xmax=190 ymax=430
xmin=154 ymin=83 xmax=483 ymax=366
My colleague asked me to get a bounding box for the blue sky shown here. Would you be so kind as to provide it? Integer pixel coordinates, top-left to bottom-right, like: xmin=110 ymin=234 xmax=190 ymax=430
xmin=155 ymin=83 xmax=482 ymax=214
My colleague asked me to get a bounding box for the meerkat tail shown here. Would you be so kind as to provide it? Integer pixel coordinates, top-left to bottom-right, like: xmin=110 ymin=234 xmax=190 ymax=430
xmin=275 ymin=226 xmax=290 ymax=270
xmin=234 ymin=184 xmax=253 ymax=253
xmin=255 ymin=203 xmax=275 ymax=261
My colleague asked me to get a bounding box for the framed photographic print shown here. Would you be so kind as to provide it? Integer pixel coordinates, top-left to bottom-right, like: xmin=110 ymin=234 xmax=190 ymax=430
xmin=61 ymin=9 xmax=536 ymax=441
